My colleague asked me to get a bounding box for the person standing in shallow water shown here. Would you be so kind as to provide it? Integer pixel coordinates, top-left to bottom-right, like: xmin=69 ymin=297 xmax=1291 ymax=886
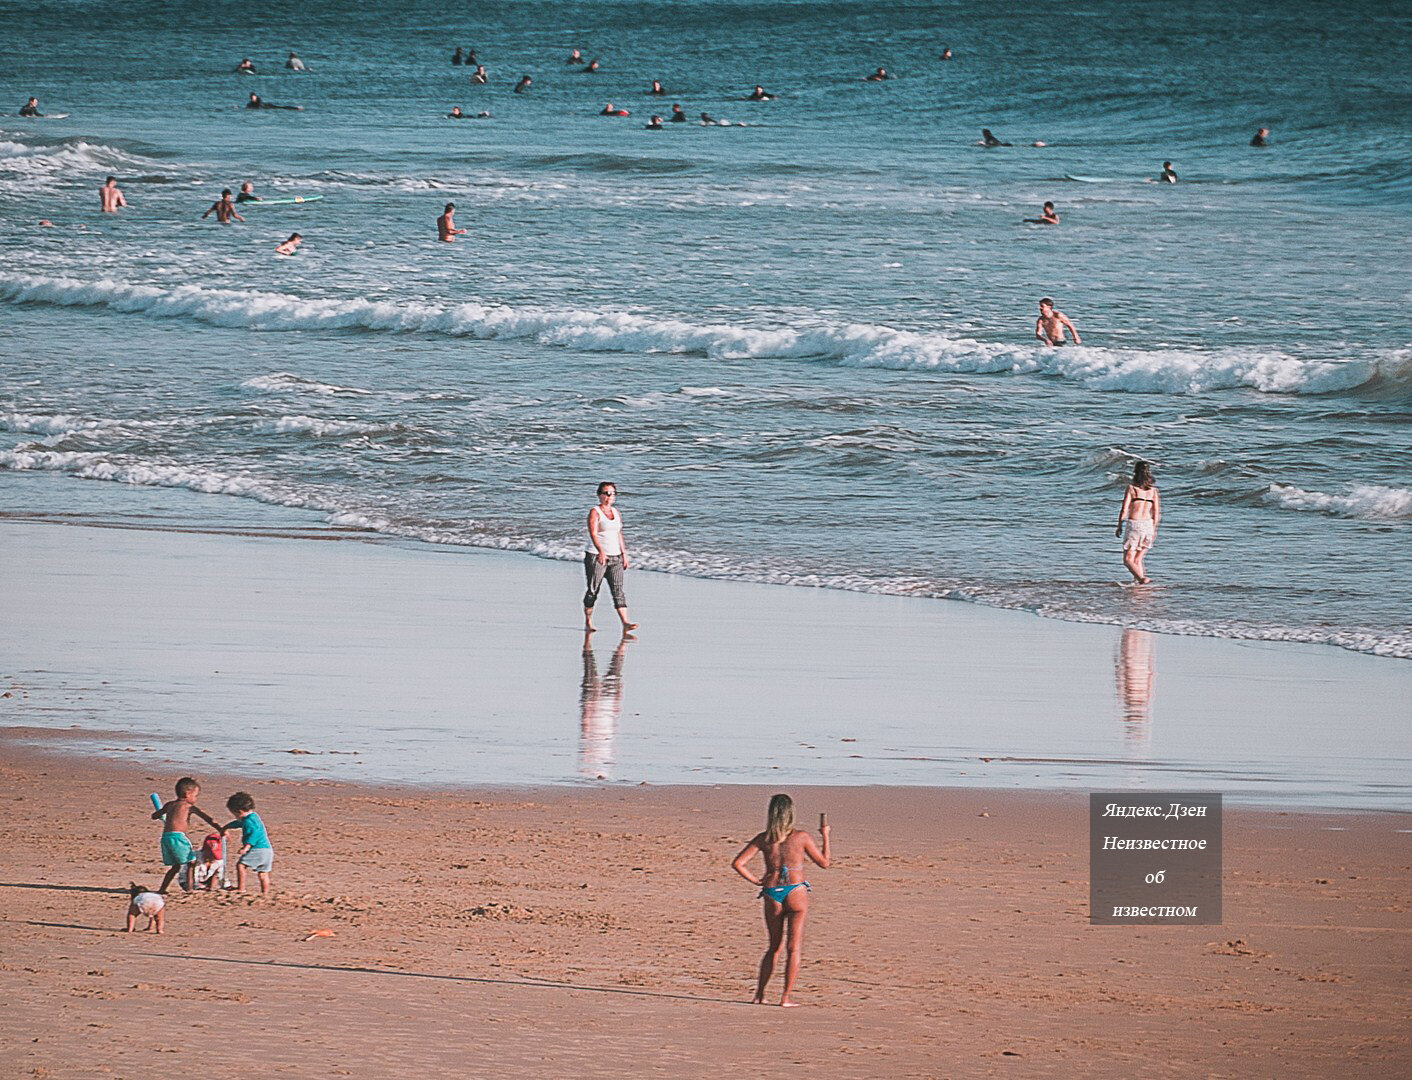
xmin=1116 ymin=460 xmax=1161 ymax=584
xmin=584 ymin=482 xmax=637 ymax=633
xmin=731 ymin=793 xmax=831 ymax=1006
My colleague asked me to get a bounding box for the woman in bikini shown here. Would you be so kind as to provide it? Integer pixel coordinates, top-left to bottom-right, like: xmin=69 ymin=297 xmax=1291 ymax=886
xmin=1116 ymin=460 xmax=1161 ymax=583
xmin=731 ymin=793 xmax=831 ymax=1006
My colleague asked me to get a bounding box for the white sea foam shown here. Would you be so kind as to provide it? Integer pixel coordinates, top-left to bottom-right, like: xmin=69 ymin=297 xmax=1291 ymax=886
xmin=1263 ymin=483 xmax=1412 ymax=520
xmin=0 ymin=138 xmax=158 ymax=180
xmin=3 ymin=273 xmax=1405 ymax=397
xmin=242 ymin=372 xmax=371 ymax=396
xmin=256 ymin=415 xmax=388 ymax=437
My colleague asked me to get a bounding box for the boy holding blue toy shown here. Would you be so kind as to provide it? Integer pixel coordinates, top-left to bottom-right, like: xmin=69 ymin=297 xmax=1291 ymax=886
xmin=225 ymin=792 xmax=275 ymax=894
xmin=151 ymin=777 xmax=224 ymax=893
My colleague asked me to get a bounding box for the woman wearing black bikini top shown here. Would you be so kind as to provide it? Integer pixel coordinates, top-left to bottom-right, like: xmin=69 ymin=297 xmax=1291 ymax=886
xmin=1116 ymin=461 xmax=1161 ymax=584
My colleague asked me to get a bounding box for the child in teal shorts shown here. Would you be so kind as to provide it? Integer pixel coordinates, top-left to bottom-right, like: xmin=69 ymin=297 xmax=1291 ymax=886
xmin=225 ymin=792 xmax=275 ymax=895
xmin=151 ymin=777 xmax=225 ymax=893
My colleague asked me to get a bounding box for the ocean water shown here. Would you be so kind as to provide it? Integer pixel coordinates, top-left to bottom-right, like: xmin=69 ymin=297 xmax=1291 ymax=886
xmin=2 ymin=0 xmax=1410 ymax=658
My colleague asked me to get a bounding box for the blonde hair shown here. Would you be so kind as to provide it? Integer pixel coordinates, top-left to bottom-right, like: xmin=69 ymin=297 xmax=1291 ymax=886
xmin=764 ymin=793 xmax=795 ymax=845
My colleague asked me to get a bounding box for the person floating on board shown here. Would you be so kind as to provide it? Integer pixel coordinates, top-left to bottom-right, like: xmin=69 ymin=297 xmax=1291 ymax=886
xmin=236 ymin=180 xmax=261 ymax=202
xmin=645 ymin=115 xmax=663 ymax=129
xmin=865 ymin=67 xmax=890 ymax=81
xmin=1160 ymin=161 xmax=1178 ymax=183
xmin=234 ymin=58 xmax=256 ymax=74
xmin=286 ymin=51 xmax=307 ymax=71
xmin=1025 ymin=200 xmax=1059 ymax=225
xmin=980 ymin=128 xmax=1010 ymax=147
xmin=19 ymin=96 xmax=40 ymax=116
xmin=448 ymin=105 xmax=466 ymax=118
xmin=247 ymin=92 xmax=302 ymax=110
xmin=748 ymin=84 xmax=774 ymax=100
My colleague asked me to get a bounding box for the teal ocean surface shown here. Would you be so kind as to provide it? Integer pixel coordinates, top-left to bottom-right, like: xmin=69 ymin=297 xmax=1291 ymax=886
xmin=2 ymin=0 xmax=1410 ymax=656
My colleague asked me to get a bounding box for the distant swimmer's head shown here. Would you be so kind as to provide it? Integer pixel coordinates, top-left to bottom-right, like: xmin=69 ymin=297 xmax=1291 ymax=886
xmin=240 ymin=181 xmax=253 ymax=192
xmin=1043 ymin=201 xmax=1054 ymax=212
xmin=249 ymin=92 xmax=260 ymax=102
xmin=1163 ymin=161 xmax=1172 ymax=169
xmin=443 ymin=203 xmax=455 ymax=214
xmin=288 ymin=233 xmax=302 ymax=241
xmin=765 ymin=793 xmax=795 ymax=844
xmin=449 ymin=106 xmax=463 ymax=117
xmin=221 ymin=188 xmax=232 ymax=198
xmin=1132 ymin=461 xmax=1154 ymax=488
xmin=27 ymin=97 xmax=37 ymax=106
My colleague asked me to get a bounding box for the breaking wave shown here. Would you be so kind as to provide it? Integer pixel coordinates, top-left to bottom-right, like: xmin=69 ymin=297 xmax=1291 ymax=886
xmin=3 ymin=273 xmax=1406 ymax=398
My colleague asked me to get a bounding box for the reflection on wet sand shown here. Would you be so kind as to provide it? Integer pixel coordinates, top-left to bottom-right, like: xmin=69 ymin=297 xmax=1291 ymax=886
xmin=1116 ymin=628 xmax=1155 ymax=728
xmin=579 ymin=631 xmax=629 ymax=778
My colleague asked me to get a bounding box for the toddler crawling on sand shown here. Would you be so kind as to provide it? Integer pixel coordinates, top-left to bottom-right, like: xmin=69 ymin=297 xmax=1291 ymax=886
xmin=126 ymin=884 xmax=164 ymax=933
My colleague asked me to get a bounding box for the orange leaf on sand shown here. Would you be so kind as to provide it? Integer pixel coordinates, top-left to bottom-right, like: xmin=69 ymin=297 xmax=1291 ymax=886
xmin=302 ymin=929 xmax=335 ymax=941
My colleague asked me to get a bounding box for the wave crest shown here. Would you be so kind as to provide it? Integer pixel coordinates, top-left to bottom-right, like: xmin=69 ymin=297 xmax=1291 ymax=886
xmin=2 ymin=273 xmax=1406 ymax=398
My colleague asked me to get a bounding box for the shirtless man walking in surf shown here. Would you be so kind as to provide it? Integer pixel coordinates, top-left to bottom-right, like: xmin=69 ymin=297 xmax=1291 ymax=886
xmin=1034 ymin=297 xmax=1081 ymax=346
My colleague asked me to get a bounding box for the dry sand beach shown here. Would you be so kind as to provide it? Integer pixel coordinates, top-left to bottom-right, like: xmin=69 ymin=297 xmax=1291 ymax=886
xmin=0 ymin=747 xmax=1408 ymax=1078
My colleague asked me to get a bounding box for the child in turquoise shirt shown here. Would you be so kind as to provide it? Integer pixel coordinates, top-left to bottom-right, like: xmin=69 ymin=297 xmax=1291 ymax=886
xmin=224 ymin=792 xmax=275 ymax=894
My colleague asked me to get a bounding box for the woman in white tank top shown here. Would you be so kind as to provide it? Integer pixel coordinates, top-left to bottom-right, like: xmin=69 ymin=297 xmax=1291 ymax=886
xmin=583 ymin=481 xmax=638 ymax=632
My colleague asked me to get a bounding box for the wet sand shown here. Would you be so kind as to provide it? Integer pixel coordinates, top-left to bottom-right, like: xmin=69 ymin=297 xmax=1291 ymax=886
xmin=0 ymin=741 xmax=1408 ymax=1078
xmin=4 ymin=515 xmax=1410 ymax=804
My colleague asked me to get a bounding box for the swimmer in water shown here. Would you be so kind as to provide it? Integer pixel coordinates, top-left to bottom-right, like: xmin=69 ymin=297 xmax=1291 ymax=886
xmin=470 ymin=65 xmax=487 ymax=84
xmin=274 ymin=232 xmax=302 ymax=256
xmin=1035 ymin=297 xmax=1080 ymax=346
xmin=1160 ymin=161 xmax=1177 ymax=183
xmin=645 ymin=115 xmax=663 ymax=129
xmin=748 ymin=85 xmax=774 ymax=101
xmin=20 ymin=97 xmax=40 ymax=117
xmin=452 ymin=47 xmax=463 ymax=66
xmin=437 ymin=202 xmax=465 ymax=242
xmin=465 ymin=49 xmax=477 ymax=66
xmin=236 ymin=181 xmax=260 ymax=202
xmin=234 ymin=58 xmax=256 ymax=74
xmin=670 ymin=103 xmax=687 ymax=123
xmin=566 ymin=48 xmax=583 ymax=65
xmin=99 ymin=175 xmax=125 ymax=213
xmin=514 ymin=75 xmax=532 ymax=93
xmin=1025 ymin=200 xmax=1059 ymax=225
xmin=286 ymin=52 xmax=307 ymax=71
xmin=649 ymin=79 xmax=665 ymax=95
xmin=1250 ymin=126 xmax=1269 ymax=147
xmin=448 ymin=106 xmax=465 ymax=118
xmin=247 ymin=93 xmax=302 ymax=110
xmin=865 ymin=67 xmax=890 ymax=81
xmin=584 ymin=59 xmax=601 ymax=73
xmin=940 ymin=47 xmax=953 ymax=60
xmin=600 ymin=103 xmax=628 ymax=116
xmin=980 ymin=128 xmax=1011 ymax=147
xmin=201 ymin=188 xmax=245 ymax=224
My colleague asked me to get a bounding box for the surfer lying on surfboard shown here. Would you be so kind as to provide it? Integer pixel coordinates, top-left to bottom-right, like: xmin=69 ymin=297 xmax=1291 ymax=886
xmin=1025 ymin=201 xmax=1059 ymax=225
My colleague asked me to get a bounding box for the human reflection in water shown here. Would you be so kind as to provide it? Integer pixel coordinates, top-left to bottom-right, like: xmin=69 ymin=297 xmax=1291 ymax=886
xmin=579 ymin=630 xmax=631 ymax=778
xmin=1115 ymin=628 xmax=1156 ymax=727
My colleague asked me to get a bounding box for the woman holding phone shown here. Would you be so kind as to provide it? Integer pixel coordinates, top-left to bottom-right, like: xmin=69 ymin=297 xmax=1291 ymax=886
xmin=731 ymin=793 xmax=831 ymax=1006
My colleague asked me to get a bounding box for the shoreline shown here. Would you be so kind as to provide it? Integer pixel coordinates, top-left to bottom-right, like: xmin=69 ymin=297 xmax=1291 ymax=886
xmin=0 ymin=742 xmax=1408 ymax=1077
xmin=4 ymin=503 xmax=1410 ymax=809
xmin=3 ymin=466 xmax=1407 ymax=664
